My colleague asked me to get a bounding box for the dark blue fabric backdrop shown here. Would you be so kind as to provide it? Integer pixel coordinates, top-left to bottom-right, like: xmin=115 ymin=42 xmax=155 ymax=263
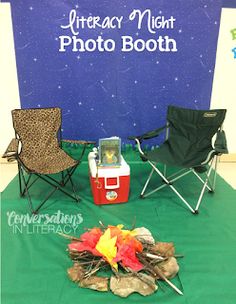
xmin=222 ymin=0 xmax=236 ymax=8
xmin=6 ymin=0 xmax=222 ymax=142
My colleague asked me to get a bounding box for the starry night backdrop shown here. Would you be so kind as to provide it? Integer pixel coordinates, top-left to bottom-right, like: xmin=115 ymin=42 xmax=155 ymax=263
xmin=5 ymin=0 xmax=222 ymax=143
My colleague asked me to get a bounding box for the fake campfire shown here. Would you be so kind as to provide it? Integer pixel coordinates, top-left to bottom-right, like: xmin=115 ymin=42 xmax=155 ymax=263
xmin=61 ymin=222 xmax=183 ymax=297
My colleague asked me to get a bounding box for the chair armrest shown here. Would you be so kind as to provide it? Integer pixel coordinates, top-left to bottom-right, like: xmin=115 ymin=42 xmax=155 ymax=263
xmin=214 ymin=130 xmax=228 ymax=154
xmin=2 ymin=138 xmax=19 ymax=161
xmin=128 ymin=125 xmax=167 ymax=141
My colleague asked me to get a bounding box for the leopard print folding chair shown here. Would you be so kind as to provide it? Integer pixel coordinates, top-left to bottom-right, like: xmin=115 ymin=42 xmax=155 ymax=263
xmin=4 ymin=107 xmax=94 ymax=214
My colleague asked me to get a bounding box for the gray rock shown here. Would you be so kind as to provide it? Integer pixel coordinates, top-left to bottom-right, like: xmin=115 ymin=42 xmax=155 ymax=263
xmin=133 ymin=227 xmax=155 ymax=245
xmin=79 ymin=276 xmax=109 ymax=292
xmin=157 ymin=257 xmax=179 ymax=279
xmin=110 ymin=274 xmax=158 ymax=297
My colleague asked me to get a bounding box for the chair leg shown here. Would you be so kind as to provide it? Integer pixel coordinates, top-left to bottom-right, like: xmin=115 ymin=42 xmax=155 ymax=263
xmin=142 ymin=181 xmax=168 ymax=198
xmin=142 ymin=167 xmax=191 ymax=199
xmin=21 ymin=174 xmax=33 ymax=197
xmin=194 ymin=159 xmax=215 ymax=213
xmin=148 ymin=161 xmax=196 ymax=213
xmin=212 ymin=155 xmax=219 ymax=192
xmin=18 ymin=161 xmax=38 ymax=196
xmin=166 ymin=168 xmax=188 ymax=181
xmin=140 ymin=158 xmax=218 ymax=214
xmin=61 ymin=171 xmax=65 ymax=186
xmin=67 ymin=169 xmax=81 ymax=202
xmin=192 ymin=170 xmax=212 ymax=192
xmin=17 ymin=165 xmax=80 ymax=213
xmin=140 ymin=167 xmax=155 ymax=198
xmin=62 ymin=165 xmax=78 ymax=186
xmin=36 ymin=174 xmax=79 ymax=202
xmin=17 ymin=162 xmax=23 ymax=196
xmin=19 ymin=167 xmax=34 ymax=213
xmin=169 ymin=183 xmax=196 ymax=213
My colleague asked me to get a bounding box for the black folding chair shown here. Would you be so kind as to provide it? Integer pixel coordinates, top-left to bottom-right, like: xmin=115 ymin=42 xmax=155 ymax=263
xmin=3 ymin=107 xmax=95 ymax=214
xmin=129 ymin=105 xmax=228 ymax=214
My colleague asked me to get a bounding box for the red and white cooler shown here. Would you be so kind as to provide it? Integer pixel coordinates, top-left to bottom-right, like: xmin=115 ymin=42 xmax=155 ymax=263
xmin=88 ymin=152 xmax=130 ymax=205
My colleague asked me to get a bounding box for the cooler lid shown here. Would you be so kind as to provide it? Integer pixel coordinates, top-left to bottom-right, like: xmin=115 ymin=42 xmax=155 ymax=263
xmin=88 ymin=152 xmax=130 ymax=178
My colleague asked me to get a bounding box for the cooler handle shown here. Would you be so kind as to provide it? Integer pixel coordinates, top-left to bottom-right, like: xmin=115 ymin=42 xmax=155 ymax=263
xmin=104 ymin=177 xmax=120 ymax=189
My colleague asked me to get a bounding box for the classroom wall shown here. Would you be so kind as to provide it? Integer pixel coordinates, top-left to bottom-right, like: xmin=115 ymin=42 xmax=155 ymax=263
xmin=0 ymin=2 xmax=20 ymax=154
xmin=210 ymin=8 xmax=236 ymax=153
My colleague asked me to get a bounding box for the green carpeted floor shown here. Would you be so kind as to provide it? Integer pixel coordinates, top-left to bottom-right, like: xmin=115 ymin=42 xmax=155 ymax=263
xmin=1 ymin=148 xmax=236 ymax=304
